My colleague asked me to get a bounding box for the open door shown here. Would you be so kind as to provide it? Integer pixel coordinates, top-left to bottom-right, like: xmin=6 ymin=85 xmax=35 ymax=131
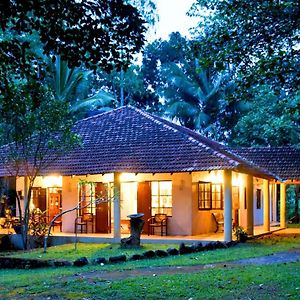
xmin=95 ymin=182 xmax=111 ymax=233
xmin=48 ymin=188 xmax=62 ymax=221
xmin=137 ymin=181 xmax=151 ymax=234
xmin=32 ymin=187 xmax=46 ymax=211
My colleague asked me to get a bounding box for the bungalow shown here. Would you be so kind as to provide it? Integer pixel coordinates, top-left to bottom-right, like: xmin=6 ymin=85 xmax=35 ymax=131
xmin=0 ymin=106 xmax=299 ymax=242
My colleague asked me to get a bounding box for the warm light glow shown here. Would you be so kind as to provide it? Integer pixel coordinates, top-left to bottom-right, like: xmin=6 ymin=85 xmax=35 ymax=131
xmin=232 ymin=173 xmax=243 ymax=187
xmin=120 ymin=173 xmax=137 ymax=182
xmin=42 ymin=176 xmax=62 ymax=188
xmin=209 ymin=171 xmax=223 ymax=184
xmin=102 ymin=173 xmax=114 ymax=183
xmin=29 ymin=202 xmax=35 ymax=211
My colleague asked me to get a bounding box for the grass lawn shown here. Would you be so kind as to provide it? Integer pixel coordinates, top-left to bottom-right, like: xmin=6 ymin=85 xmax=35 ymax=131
xmin=288 ymin=223 xmax=300 ymax=228
xmin=0 ymin=235 xmax=299 ymax=299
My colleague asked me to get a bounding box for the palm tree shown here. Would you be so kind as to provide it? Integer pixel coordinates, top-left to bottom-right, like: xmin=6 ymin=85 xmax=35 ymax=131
xmin=161 ymin=59 xmax=234 ymax=139
xmin=49 ymin=56 xmax=115 ymax=118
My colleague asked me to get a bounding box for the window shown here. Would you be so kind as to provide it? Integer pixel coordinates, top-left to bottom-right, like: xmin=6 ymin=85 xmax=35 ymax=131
xmin=198 ymin=182 xmax=223 ymax=210
xmin=151 ymin=181 xmax=172 ymax=216
xmin=256 ymin=189 xmax=262 ymax=209
xmin=198 ymin=182 xmax=211 ymax=209
xmin=244 ymin=187 xmax=247 ymax=209
xmin=78 ymin=182 xmax=113 ymax=216
xmin=79 ymin=182 xmax=96 ymax=215
xmin=232 ymin=186 xmax=240 ymax=209
xmin=212 ymin=184 xmax=223 ymax=209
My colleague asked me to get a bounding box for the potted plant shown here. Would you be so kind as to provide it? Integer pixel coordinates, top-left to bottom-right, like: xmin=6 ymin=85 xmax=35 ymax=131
xmin=28 ymin=208 xmax=49 ymax=248
xmin=234 ymin=225 xmax=248 ymax=242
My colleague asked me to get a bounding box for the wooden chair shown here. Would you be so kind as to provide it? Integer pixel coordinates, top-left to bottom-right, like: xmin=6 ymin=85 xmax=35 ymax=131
xmin=74 ymin=213 xmax=94 ymax=233
xmin=212 ymin=212 xmax=224 ymax=233
xmin=52 ymin=217 xmax=62 ymax=232
xmin=148 ymin=213 xmax=168 ymax=236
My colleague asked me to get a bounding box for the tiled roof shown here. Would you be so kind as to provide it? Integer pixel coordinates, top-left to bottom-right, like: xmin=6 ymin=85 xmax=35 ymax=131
xmin=0 ymin=106 xmax=276 ymax=178
xmin=231 ymin=147 xmax=300 ymax=181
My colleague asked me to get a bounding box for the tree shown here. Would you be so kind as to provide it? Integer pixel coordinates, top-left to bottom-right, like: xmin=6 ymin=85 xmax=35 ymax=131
xmin=231 ymin=86 xmax=300 ymax=147
xmin=161 ymin=61 xmax=233 ymax=139
xmin=190 ymin=0 xmax=300 ymax=95
xmin=0 ymin=1 xmax=147 ymax=248
xmin=142 ymin=32 xmax=235 ymax=140
xmin=0 ymin=0 xmax=146 ymax=79
xmin=49 ymin=56 xmax=115 ymax=118
xmin=0 ymin=79 xmax=78 ymax=249
xmin=92 ymin=64 xmax=160 ymax=112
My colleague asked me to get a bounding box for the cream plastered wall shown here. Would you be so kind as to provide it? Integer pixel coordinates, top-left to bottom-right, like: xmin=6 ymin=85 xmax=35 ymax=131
xmin=60 ymin=172 xmax=194 ymax=235
xmin=192 ymin=170 xmax=248 ymax=235
xmin=121 ymin=172 xmax=193 ymax=235
xmin=61 ymin=174 xmax=112 ymax=232
xmin=15 ymin=176 xmax=63 ymax=216
xmin=192 ymin=170 xmax=224 ymax=234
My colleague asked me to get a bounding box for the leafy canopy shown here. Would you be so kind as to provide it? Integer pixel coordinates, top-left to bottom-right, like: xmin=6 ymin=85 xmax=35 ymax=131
xmin=191 ymin=0 xmax=300 ymax=94
xmin=231 ymin=86 xmax=300 ymax=147
xmin=0 ymin=0 xmax=146 ymax=79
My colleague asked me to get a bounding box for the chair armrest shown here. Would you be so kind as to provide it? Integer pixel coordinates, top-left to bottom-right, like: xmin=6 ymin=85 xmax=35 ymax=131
xmin=161 ymin=218 xmax=167 ymax=224
xmin=147 ymin=216 xmax=156 ymax=223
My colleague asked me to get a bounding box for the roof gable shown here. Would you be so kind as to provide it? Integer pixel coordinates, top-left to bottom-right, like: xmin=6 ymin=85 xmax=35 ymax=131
xmin=53 ymin=106 xmax=239 ymax=175
xmin=0 ymin=106 xmax=278 ymax=178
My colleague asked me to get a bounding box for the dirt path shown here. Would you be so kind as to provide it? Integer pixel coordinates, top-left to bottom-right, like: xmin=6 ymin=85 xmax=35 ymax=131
xmin=72 ymin=247 xmax=300 ymax=282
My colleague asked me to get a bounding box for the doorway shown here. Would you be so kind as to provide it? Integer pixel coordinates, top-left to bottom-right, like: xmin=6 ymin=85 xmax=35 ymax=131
xmin=47 ymin=188 xmax=62 ymax=221
xmin=32 ymin=187 xmax=47 ymax=211
xmin=137 ymin=181 xmax=151 ymax=234
xmin=95 ymin=182 xmax=111 ymax=233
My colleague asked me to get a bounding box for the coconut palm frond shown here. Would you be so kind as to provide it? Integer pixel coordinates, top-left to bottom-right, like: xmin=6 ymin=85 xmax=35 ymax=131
xmin=70 ymin=91 xmax=115 ymax=113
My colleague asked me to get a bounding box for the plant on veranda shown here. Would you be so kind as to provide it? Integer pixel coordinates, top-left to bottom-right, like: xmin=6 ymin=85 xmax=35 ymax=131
xmin=234 ymin=225 xmax=248 ymax=243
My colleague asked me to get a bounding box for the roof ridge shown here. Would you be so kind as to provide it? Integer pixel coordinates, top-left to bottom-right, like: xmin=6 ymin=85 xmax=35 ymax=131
xmin=129 ymin=106 xmax=239 ymax=167
xmin=131 ymin=107 xmax=280 ymax=179
xmin=75 ymin=106 xmax=127 ymax=124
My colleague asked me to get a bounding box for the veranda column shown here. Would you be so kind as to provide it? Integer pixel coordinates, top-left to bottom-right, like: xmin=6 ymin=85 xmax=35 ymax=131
xmin=271 ymin=183 xmax=277 ymax=222
xmin=246 ymin=175 xmax=254 ymax=235
xmin=263 ymin=179 xmax=270 ymax=232
xmin=280 ymin=183 xmax=286 ymax=228
xmin=23 ymin=176 xmax=29 ymax=216
xmin=113 ymin=172 xmax=121 ymax=239
xmin=224 ymin=169 xmax=232 ymax=242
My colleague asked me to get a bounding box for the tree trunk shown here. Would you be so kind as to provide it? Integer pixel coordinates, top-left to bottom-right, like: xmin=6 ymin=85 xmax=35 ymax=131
xmin=121 ymin=213 xmax=144 ymax=247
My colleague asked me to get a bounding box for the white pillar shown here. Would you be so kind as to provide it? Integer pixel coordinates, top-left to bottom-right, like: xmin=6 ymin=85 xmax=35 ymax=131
xmin=113 ymin=172 xmax=121 ymax=239
xmin=263 ymin=179 xmax=270 ymax=232
xmin=23 ymin=176 xmax=29 ymax=217
xmin=246 ymin=175 xmax=254 ymax=235
xmin=224 ymin=169 xmax=232 ymax=242
xmin=280 ymin=183 xmax=286 ymax=228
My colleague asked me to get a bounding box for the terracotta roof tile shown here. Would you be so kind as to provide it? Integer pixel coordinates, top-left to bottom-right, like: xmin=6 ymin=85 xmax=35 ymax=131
xmin=0 ymin=106 xmax=278 ymax=178
xmin=231 ymin=147 xmax=300 ymax=181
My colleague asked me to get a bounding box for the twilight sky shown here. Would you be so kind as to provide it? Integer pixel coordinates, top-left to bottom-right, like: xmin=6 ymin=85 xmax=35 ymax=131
xmin=154 ymin=0 xmax=198 ymax=40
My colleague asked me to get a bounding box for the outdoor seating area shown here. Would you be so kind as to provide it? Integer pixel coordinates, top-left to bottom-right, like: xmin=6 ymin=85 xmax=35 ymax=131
xmin=212 ymin=212 xmax=224 ymax=233
xmin=147 ymin=213 xmax=168 ymax=236
xmin=74 ymin=213 xmax=94 ymax=234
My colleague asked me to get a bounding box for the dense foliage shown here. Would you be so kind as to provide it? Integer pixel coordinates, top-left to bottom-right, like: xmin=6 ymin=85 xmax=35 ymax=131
xmin=231 ymin=86 xmax=300 ymax=146
xmin=0 ymin=0 xmax=148 ymax=249
xmin=0 ymin=0 xmax=145 ymax=79
xmin=190 ymin=0 xmax=300 ymax=95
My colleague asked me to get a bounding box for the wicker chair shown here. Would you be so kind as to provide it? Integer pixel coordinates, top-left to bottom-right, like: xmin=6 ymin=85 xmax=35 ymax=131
xmin=212 ymin=212 xmax=224 ymax=233
xmin=148 ymin=213 xmax=168 ymax=236
xmin=74 ymin=213 xmax=94 ymax=233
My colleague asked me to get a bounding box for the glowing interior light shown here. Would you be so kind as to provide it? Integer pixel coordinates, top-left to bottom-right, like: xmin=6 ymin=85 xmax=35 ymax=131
xmin=232 ymin=173 xmax=243 ymax=186
xmin=42 ymin=176 xmax=62 ymax=188
xmin=209 ymin=170 xmax=223 ymax=184
xmin=120 ymin=173 xmax=137 ymax=182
